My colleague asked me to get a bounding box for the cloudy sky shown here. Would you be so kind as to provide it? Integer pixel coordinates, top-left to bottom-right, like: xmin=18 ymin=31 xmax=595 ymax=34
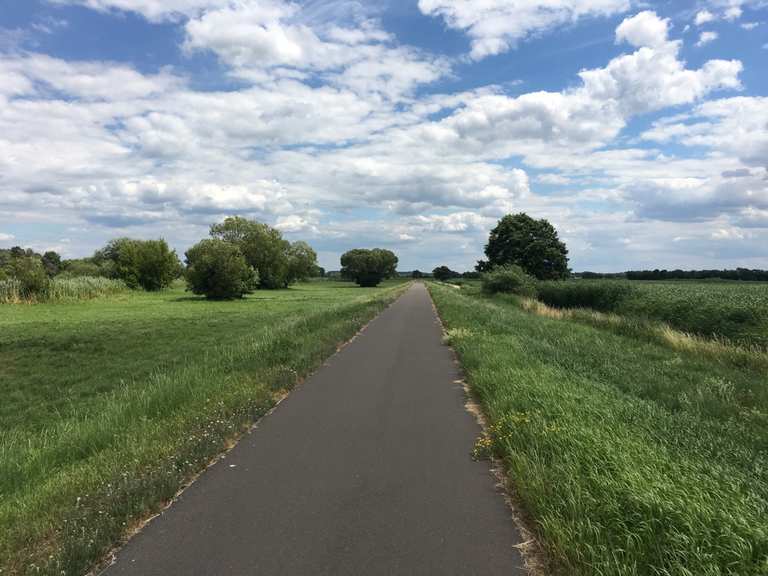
xmin=1 ymin=0 xmax=767 ymax=271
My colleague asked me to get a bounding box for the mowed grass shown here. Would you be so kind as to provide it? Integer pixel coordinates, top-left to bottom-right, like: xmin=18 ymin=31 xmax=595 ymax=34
xmin=429 ymin=283 xmax=768 ymax=576
xmin=538 ymin=280 xmax=768 ymax=349
xmin=0 ymin=280 xmax=407 ymax=576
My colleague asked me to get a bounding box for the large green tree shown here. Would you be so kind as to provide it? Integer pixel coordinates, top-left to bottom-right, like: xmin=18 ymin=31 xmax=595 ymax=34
xmin=210 ymin=217 xmax=317 ymax=289
xmin=340 ymin=248 xmax=398 ymax=287
xmin=479 ymin=213 xmax=569 ymax=280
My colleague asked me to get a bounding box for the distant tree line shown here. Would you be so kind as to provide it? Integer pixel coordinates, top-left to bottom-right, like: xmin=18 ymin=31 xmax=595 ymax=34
xmin=579 ymin=269 xmax=768 ymax=281
xmin=1 ymin=216 xmax=326 ymax=302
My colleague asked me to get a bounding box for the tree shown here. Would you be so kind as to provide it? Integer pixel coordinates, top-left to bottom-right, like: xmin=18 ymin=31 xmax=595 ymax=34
xmin=411 ymin=270 xmax=424 ymax=279
xmin=479 ymin=213 xmax=569 ymax=280
xmin=97 ymin=238 xmax=181 ymax=290
xmin=432 ymin=266 xmax=459 ymax=281
xmin=185 ymin=239 xmax=259 ymax=300
xmin=210 ymin=217 xmax=292 ymax=289
xmin=41 ymin=251 xmax=62 ymax=277
xmin=340 ymin=248 xmax=398 ymax=287
xmin=286 ymin=241 xmax=319 ymax=285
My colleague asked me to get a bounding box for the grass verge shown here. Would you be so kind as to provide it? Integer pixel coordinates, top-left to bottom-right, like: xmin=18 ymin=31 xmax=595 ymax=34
xmin=429 ymin=283 xmax=768 ymax=576
xmin=0 ymin=281 xmax=407 ymax=576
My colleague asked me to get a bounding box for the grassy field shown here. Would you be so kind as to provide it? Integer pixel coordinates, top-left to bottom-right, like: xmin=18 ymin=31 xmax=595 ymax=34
xmin=0 ymin=280 xmax=407 ymax=576
xmin=537 ymin=280 xmax=768 ymax=348
xmin=429 ymin=283 xmax=768 ymax=576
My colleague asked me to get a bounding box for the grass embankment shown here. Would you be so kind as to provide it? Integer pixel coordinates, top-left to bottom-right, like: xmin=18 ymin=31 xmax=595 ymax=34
xmin=429 ymin=283 xmax=768 ymax=576
xmin=0 ymin=280 xmax=407 ymax=576
xmin=537 ymin=280 xmax=768 ymax=349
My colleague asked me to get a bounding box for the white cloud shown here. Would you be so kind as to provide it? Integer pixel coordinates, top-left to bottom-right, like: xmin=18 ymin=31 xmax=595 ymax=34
xmin=615 ymin=10 xmax=670 ymax=48
xmin=712 ymin=227 xmax=746 ymax=240
xmin=695 ymin=10 xmax=716 ymax=25
xmin=418 ymin=0 xmax=630 ymax=60
xmin=0 ymin=233 xmax=15 ymax=243
xmin=182 ymin=1 xmax=449 ymax=101
xmin=2 ymin=4 xmax=764 ymax=270
xmin=696 ymin=31 xmax=719 ymax=47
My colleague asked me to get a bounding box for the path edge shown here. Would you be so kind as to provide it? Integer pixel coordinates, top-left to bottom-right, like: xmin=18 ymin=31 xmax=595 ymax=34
xmin=424 ymin=281 xmax=550 ymax=576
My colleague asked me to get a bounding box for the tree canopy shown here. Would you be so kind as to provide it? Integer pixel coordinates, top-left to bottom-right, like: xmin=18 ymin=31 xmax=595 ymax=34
xmin=432 ymin=266 xmax=460 ymax=281
xmin=210 ymin=217 xmax=318 ymax=289
xmin=96 ymin=238 xmax=181 ymax=291
xmin=340 ymin=248 xmax=398 ymax=287
xmin=479 ymin=213 xmax=569 ymax=280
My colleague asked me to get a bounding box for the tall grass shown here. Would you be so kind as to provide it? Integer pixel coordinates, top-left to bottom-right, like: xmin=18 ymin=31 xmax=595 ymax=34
xmin=0 ymin=276 xmax=128 ymax=304
xmin=429 ymin=283 xmax=768 ymax=576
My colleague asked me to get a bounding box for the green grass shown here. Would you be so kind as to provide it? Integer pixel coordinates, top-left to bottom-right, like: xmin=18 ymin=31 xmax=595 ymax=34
xmin=537 ymin=280 xmax=768 ymax=348
xmin=429 ymin=283 xmax=768 ymax=576
xmin=0 ymin=280 xmax=407 ymax=576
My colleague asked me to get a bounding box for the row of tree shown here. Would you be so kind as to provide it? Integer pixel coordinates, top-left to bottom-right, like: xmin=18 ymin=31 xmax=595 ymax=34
xmin=1 ymin=217 xmax=404 ymax=300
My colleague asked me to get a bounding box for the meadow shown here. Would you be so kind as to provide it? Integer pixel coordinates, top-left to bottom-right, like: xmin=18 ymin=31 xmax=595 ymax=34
xmin=0 ymin=280 xmax=406 ymax=576
xmin=537 ymin=280 xmax=768 ymax=348
xmin=429 ymin=282 xmax=768 ymax=575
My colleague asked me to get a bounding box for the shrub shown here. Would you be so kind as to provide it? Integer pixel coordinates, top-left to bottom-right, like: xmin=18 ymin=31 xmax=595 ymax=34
xmin=537 ymin=280 xmax=638 ymax=312
xmin=340 ymin=248 xmax=398 ymax=287
xmin=185 ymin=239 xmax=259 ymax=300
xmin=481 ymin=265 xmax=537 ymax=297
xmin=100 ymin=238 xmax=181 ymax=291
xmin=6 ymin=256 xmax=50 ymax=297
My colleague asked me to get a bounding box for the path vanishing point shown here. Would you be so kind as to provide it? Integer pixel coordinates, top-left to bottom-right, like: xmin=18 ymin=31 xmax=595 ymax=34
xmin=101 ymin=283 xmax=526 ymax=575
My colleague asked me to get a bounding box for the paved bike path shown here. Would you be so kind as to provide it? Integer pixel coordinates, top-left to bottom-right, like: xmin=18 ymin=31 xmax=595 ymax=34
xmin=102 ymin=283 xmax=526 ymax=575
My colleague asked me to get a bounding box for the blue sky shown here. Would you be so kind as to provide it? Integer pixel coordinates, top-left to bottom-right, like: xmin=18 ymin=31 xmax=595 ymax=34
xmin=0 ymin=0 xmax=767 ymax=271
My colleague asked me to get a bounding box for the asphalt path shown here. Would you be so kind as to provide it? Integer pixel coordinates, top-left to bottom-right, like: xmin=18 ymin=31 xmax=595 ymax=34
xmin=101 ymin=283 xmax=526 ymax=575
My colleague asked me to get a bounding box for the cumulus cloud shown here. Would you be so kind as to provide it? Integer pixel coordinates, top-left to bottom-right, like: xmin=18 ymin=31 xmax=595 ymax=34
xmin=418 ymin=0 xmax=630 ymax=60
xmin=695 ymin=10 xmax=716 ymax=25
xmin=182 ymin=1 xmax=449 ymax=100
xmin=696 ymin=31 xmax=719 ymax=47
xmin=2 ymin=4 xmax=763 ymax=270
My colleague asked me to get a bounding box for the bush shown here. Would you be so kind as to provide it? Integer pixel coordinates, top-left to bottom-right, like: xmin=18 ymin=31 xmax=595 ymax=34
xmin=537 ymin=280 xmax=638 ymax=312
xmin=481 ymin=265 xmax=537 ymax=297
xmin=185 ymin=239 xmax=259 ymax=300
xmin=99 ymin=238 xmax=181 ymax=291
xmin=6 ymin=256 xmax=50 ymax=297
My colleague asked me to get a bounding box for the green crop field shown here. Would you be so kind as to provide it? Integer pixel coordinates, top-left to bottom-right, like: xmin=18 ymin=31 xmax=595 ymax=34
xmin=537 ymin=280 xmax=768 ymax=348
xmin=0 ymin=280 xmax=406 ymax=576
xmin=429 ymin=282 xmax=768 ymax=575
